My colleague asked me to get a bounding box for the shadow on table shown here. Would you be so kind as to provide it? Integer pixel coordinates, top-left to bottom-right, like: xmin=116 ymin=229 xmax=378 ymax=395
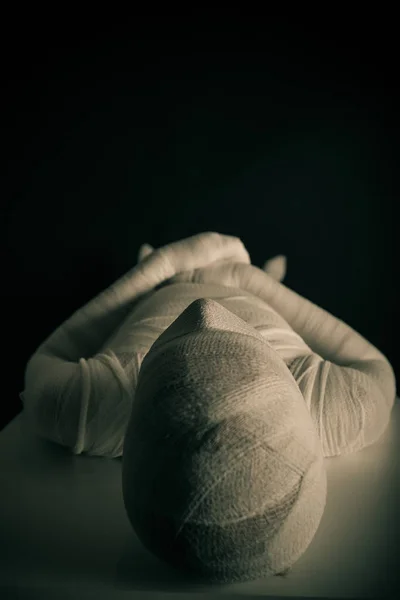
xmin=114 ymin=534 xmax=229 ymax=593
xmin=113 ymin=533 xmax=290 ymax=593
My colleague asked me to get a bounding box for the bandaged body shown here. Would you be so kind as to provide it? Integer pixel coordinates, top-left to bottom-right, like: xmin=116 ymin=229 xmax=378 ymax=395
xmin=21 ymin=232 xmax=396 ymax=459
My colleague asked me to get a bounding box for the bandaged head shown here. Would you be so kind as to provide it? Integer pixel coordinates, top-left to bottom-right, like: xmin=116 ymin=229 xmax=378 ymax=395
xmin=122 ymin=298 xmax=327 ymax=583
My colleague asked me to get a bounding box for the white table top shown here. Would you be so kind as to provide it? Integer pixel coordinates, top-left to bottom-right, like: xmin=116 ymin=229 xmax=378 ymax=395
xmin=1 ymin=399 xmax=399 ymax=599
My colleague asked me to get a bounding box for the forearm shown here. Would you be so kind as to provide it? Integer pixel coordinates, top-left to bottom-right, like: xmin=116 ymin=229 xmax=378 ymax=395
xmin=206 ymin=260 xmax=396 ymax=408
xmin=291 ymin=354 xmax=396 ymax=457
xmin=236 ymin=263 xmax=396 ymax=407
xmin=254 ymin=271 xmax=388 ymax=366
xmin=22 ymin=232 xmax=251 ymax=456
xmin=172 ymin=260 xmax=391 ymax=367
xmin=32 ymin=232 xmax=250 ymax=363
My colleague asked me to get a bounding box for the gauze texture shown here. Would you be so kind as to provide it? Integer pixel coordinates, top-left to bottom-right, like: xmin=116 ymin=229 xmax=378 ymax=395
xmin=122 ymin=298 xmax=327 ymax=583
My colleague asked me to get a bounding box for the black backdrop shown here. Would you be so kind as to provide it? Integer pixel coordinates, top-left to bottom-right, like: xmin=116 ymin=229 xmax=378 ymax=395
xmin=2 ymin=18 xmax=398 ymax=430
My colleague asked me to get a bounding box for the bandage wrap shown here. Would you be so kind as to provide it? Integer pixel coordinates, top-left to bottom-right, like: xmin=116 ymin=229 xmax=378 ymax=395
xmin=122 ymin=299 xmax=327 ymax=583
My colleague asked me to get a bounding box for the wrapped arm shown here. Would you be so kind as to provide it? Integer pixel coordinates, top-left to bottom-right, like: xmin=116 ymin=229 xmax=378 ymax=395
xmin=170 ymin=260 xmax=390 ymax=365
xmin=290 ymin=353 xmax=396 ymax=456
xmin=169 ymin=259 xmax=397 ymax=456
xmin=21 ymin=232 xmax=250 ymax=456
xmin=29 ymin=232 xmax=250 ymax=363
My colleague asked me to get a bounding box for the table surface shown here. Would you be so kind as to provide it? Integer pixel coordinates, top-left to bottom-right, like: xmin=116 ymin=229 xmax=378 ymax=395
xmin=1 ymin=399 xmax=399 ymax=599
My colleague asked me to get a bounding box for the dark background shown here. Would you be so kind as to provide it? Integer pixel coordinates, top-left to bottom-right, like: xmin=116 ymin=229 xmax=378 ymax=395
xmin=2 ymin=16 xmax=398 ymax=431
